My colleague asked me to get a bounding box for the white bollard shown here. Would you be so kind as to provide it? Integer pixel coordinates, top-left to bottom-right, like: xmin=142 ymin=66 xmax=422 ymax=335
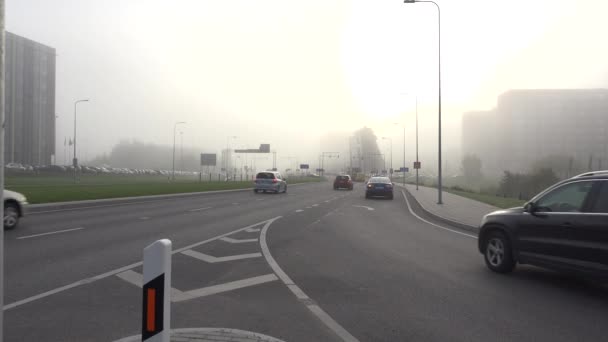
xmin=142 ymin=239 xmax=172 ymax=342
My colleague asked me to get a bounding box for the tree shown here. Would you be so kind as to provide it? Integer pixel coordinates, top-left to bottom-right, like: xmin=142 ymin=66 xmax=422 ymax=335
xmin=462 ymin=154 xmax=482 ymax=184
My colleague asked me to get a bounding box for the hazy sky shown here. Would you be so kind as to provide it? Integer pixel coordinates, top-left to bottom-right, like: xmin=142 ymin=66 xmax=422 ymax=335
xmin=7 ymin=0 xmax=608 ymax=170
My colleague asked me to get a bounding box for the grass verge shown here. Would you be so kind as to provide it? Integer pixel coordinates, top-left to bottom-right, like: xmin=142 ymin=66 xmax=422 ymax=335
xmin=445 ymin=189 xmax=526 ymax=209
xmin=8 ymin=175 xmax=323 ymax=204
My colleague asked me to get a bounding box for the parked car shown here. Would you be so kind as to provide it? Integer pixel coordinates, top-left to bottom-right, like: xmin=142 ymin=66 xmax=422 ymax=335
xmin=4 ymin=190 xmax=27 ymax=230
xmin=478 ymin=171 xmax=608 ymax=278
xmin=365 ymin=176 xmax=394 ymax=199
xmin=334 ymin=175 xmax=353 ymax=190
xmin=254 ymin=171 xmax=287 ymax=194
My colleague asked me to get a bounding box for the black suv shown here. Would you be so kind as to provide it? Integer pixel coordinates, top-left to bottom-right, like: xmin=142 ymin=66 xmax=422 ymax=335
xmin=478 ymin=171 xmax=608 ymax=278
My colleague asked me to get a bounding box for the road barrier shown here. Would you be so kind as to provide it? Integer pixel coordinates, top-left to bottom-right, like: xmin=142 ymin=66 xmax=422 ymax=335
xmin=142 ymin=239 xmax=172 ymax=342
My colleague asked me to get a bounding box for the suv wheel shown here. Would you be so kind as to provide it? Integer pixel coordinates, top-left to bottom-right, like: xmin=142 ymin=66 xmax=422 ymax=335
xmin=483 ymin=231 xmax=515 ymax=273
xmin=4 ymin=203 xmax=19 ymax=230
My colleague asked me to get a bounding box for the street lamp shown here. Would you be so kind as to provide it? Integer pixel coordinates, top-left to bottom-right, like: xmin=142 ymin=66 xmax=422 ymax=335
xmin=381 ymin=137 xmax=393 ymax=175
xmin=180 ymin=131 xmax=184 ymax=172
xmin=403 ymin=0 xmax=442 ymax=203
xmin=73 ymin=99 xmax=89 ymax=183
xmin=394 ymin=123 xmax=406 ymax=186
xmin=172 ymin=121 xmax=186 ymax=180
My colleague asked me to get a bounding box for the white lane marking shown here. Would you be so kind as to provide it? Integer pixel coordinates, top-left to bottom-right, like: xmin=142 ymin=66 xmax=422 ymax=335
xmin=352 ymin=205 xmax=374 ymax=211
xmin=295 ymin=209 xmax=304 ymax=213
xmin=401 ymin=190 xmax=477 ymax=239
xmin=306 ymin=206 xmax=312 ymax=209
xmin=115 ymin=270 xmax=191 ymax=301
xmin=188 ymin=206 xmax=212 ymax=212
xmin=260 ymin=219 xmax=360 ymax=342
xmin=139 ymin=217 xmax=149 ymax=220
xmin=220 ymin=236 xmax=258 ymax=244
xmin=4 ymin=217 xmax=279 ymax=311
xmin=312 ymin=204 xmax=319 ymax=207
xmin=324 ymin=200 xmax=330 ymax=203
xmin=181 ymin=249 xmax=262 ymax=263
xmin=115 ymin=270 xmax=143 ymax=287
xmin=245 ymin=227 xmax=261 ymax=233
xmin=16 ymin=227 xmax=84 ymax=240
xmin=308 ymin=304 xmax=360 ymax=342
xmin=172 ymin=274 xmax=278 ymax=302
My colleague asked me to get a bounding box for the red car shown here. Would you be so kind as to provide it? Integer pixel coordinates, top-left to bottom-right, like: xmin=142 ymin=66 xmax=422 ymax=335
xmin=333 ymin=175 xmax=353 ymax=190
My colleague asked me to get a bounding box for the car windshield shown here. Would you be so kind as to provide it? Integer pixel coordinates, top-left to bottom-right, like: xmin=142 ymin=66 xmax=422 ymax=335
xmin=5 ymin=1 xmax=607 ymax=341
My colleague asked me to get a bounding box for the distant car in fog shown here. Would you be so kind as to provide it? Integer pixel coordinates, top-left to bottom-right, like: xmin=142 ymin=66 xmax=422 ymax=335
xmin=254 ymin=171 xmax=287 ymax=194
xmin=365 ymin=176 xmax=394 ymax=200
xmin=334 ymin=175 xmax=353 ymax=190
xmin=4 ymin=190 xmax=27 ymax=230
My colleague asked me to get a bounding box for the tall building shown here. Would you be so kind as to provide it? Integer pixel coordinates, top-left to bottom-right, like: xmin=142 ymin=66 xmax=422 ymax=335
xmin=5 ymin=32 xmax=56 ymax=165
xmin=462 ymin=89 xmax=608 ymax=175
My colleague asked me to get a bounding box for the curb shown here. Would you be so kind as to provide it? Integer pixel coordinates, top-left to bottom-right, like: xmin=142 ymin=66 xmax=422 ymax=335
xmin=399 ymin=185 xmax=479 ymax=233
xmin=27 ymin=182 xmax=315 ymax=214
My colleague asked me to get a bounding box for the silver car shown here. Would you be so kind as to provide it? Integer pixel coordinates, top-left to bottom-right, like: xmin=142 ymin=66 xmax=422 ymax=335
xmin=254 ymin=171 xmax=287 ymax=194
xmin=4 ymin=190 xmax=27 ymax=230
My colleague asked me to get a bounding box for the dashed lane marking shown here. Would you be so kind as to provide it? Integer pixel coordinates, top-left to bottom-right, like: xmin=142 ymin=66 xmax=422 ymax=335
xmin=16 ymin=227 xmax=84 ymax=240
xmin=352 ymin=205 xmax=374 ymax=211
xmin=245 ymin=227 xmax=261 ymax=233
xmin=312 ymin=204 xmax=319 ymax=207
xmin=295 ymin=209 xmax=304 ymax=213
xmin=189 ymin=206 xmax=213 ymax=212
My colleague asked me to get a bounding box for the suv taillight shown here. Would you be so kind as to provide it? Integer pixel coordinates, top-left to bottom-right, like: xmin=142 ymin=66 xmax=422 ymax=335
xmin=272 ymin=178 xmax=278 ymax=183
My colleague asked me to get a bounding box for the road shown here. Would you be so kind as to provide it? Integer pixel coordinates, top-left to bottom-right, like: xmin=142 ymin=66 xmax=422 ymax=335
xmin=5 ymin=181 xmax=608 ymax=341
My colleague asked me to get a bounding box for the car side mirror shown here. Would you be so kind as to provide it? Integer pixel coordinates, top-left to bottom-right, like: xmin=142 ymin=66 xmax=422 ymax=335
xmin=525 ymin=202 xmax=536 ymax=213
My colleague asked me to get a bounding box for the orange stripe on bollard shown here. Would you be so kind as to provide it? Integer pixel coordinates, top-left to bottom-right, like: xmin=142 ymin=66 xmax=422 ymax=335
xmin=146 ymin=288 xmax=156 ymax=332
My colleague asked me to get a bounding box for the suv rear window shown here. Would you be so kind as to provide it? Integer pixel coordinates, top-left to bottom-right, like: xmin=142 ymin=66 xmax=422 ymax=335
xmin=336 ymin=176 xmax=350 ymax=181
xmin=256 ymin=172 xmax=275 ymax=179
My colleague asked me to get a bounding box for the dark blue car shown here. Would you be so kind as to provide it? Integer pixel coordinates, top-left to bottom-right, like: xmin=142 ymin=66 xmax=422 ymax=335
xmin=365 ymin=177 xmax=394 ymax=200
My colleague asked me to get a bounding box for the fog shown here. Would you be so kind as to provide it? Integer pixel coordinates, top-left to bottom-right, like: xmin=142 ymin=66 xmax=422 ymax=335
xmin=8 ymin=0 xmax=608 ymax=172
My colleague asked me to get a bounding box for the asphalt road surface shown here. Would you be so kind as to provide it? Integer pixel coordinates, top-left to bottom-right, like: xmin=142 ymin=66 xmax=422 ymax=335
xmin=5 ymin=181 xmax=608 ymax=341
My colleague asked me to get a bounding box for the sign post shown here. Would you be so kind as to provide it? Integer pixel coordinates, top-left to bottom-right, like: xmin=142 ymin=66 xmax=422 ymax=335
xmin=142 ymin=239 xmax=172 ymax=342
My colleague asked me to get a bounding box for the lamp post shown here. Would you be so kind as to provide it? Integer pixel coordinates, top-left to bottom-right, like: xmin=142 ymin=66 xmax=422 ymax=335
xmin=382 ymin=137 xmax=393 ymax=176
xmin=415 ymin=96 xmax=419 ymax=190
xmin=180 ymin=131 xmax=184 ymax=172
xmin=172 ymin=121 xmax=186 ymax=180
xmin=73 ymin=99 xmax=89 ymax=183
xmin=403 ymin=0 xmax=442 ymax=203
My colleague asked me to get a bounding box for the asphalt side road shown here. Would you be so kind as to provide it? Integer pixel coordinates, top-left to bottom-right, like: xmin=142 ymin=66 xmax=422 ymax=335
xmin=5 ymin=182 xmax=608 ymax=341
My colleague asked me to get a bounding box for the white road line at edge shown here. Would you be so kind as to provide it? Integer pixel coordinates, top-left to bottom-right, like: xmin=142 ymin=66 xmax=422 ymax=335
xmin=16 ymin=227 xmax=84 ymax=240
xmin=188 ymin=206 xmax=213 ymax=212
xmin=4 ymin=217 xmax=279 ymax=311
xmin=259 ymin=218 xmax=360 ymax=342
xmin=401 ymin=190 xmax=477 ymax=239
